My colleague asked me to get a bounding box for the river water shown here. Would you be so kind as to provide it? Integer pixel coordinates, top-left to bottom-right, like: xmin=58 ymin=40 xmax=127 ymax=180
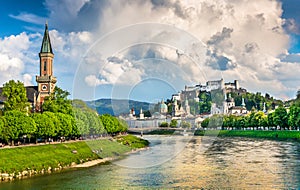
xmin=1 ymin=135 xmax=300 ymax=189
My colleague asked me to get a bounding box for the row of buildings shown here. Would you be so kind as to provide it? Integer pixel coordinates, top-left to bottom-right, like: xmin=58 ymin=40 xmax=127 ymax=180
xmin=125 ymin=78 xmax=250 ymax=128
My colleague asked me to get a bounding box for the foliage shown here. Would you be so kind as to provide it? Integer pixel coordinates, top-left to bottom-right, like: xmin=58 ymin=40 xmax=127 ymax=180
xmin=42 ymin=86 xmax=72 ymax=114
xmin=211 ymin=89 xmax=225 ymax=106
xmin=199 ymin=105 xmax=296 ymax=131
xmin=116 ymin=135 xmax=149 ymax=149
xmin=198 ymin=92 xmax=212 ymax=114
xmin=147 ymin=129 xmax=175 ymax=135
xmin=31 ymin=112 xmax=55 ymax=141
xmin=170 ymin=119 xmax=178 ymax=128
xmin=288 ymin=102 xmax=300 ymax=130
xmin=273 ymin=106 xmax=288 ymax=130
xmin=207 ymin=115 xmax=223 ymax=129
xmin=230 ymin=91 xmax=283 ymax=111
xmin=0 ymin=117 xmax=4 ymax=139
xmin=2 ymin=110 xmax=36 ymax=144
xmin=73 ymin=107 xmax=89 ymax=136
xmin=201 ymin=118 xmax=209 ymax=128
xmin=159 ymin=122 xmax=169 ymax=128
xmin=100 ymin=114 xmax=127 ymax=134
xmin=180 ymin=121 xmax=191 ymax=128
xmin=143 ymin=110 xmax=152 ymax=117
xmin=55 ymin=112 xmax=74 ymax=137
xmin=2 ymin=80 xmax=30 ymax=113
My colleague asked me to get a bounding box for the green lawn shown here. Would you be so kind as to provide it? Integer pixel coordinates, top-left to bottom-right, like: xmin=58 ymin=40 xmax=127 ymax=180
xmin=116 ymin=135 xmax=150 ymax=149
xmin=194 ymin=130 xmax=300 ymax=140
xmin=0 ymin=135 xmax=147 ymax=174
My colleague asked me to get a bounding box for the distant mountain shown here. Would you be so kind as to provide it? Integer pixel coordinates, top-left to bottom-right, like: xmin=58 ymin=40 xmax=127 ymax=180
xmin=85 ymin=98 xmax=156 ymax=116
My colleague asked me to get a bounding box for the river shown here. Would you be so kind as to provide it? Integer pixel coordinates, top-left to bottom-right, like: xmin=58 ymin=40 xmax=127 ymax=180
xmin=1 ymin=135 xmax=300 ymax=189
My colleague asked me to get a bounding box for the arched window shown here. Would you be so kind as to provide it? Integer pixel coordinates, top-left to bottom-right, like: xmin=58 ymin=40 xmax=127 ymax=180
xmin=44 ymin=61 xmax=47 ymax=72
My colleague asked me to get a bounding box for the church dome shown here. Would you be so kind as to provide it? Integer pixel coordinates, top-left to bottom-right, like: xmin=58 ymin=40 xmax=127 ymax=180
xmin=160 ymin=103 xmax=168 ymax=109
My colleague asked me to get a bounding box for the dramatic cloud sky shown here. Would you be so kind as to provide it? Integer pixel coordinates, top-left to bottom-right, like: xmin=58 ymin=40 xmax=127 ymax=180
xmin=0 ymin=0 xmax=300 ymax=102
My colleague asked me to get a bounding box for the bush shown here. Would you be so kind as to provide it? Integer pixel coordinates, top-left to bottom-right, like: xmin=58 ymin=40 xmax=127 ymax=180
xmin=159 ymin=122 xmax=169 ymax=128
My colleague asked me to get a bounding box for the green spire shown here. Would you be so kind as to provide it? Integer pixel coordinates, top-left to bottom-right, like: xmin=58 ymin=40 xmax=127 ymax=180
xmin=40 ymin=23 xmax=53 ymax=54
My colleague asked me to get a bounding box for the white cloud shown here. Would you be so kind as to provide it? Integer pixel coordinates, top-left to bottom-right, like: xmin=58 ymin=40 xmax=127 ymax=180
xmin=23 ymin=73 xmax=33 ymax=86
xmin=9 ymin=13 xmax=45 ymax=25
xmin=0 ymin=33 xmax=31 ymax=86
xmin=5 ymin=0 xmax=300 ymax=100
xmin=85 ymin=74 xmax=108 ymax=86
xmin=86 ymin=0 xmax=297 ymax=99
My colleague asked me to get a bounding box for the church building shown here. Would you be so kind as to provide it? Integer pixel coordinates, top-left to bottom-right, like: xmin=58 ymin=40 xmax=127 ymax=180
xmin=0 ymin=23 xmax=57 ymax=112
xmin=35 ymin=23 xmax=57 ymax=111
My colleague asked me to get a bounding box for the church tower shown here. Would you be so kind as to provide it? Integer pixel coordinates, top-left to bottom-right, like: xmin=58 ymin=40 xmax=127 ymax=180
xmin=36 ymin=23 xmax=57 ymax=110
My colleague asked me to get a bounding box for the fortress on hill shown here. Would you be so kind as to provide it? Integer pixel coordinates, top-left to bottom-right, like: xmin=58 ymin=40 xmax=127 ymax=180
xmin=125 ymin=78 xmax=249 ymax=128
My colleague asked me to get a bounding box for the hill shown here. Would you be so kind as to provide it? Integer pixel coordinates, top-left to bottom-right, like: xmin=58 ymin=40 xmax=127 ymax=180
xmin=85 ymin=98 xmax=156 ymax=116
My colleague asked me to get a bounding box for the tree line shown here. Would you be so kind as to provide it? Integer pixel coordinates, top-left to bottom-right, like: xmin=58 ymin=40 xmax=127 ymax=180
xmin=0 ymin=80 xmax=128 ymax=146
xmin=201 ymin=102 xmax=300 ymax=130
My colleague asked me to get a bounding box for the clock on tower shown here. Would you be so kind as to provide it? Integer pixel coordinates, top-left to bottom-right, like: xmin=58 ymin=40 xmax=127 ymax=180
xmin=36 ymin=23 xmax=57 ymax=110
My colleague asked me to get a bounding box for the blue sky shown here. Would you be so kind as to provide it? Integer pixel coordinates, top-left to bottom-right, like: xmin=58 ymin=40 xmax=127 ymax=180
xmin=0 ymin=0 xmax=300 ymax=102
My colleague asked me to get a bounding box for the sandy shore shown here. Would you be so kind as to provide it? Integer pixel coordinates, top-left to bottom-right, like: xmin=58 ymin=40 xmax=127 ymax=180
xmin=73 ymin=157 xmax=116 ymax=168
xmin=73 ymin=147 xmax=149 ymax=168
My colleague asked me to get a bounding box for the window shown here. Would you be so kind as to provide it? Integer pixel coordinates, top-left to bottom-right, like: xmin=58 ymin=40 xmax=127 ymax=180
xmin=44 ymin=61 xmax=47 ymax=71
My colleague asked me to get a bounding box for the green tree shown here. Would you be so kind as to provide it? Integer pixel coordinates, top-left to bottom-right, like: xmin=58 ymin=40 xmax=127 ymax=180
xmin=100 ymin=114 xmax=119 ymax=134
xmin=267 ymin=112 xmax=275 ymax=129
xmin=198 ymin=92 xmax=212 ymax=114
xmin=245 ymin=112 xmax=256 ymax=129
xmin=55 ymin=112 xmax=73 ymax=137
xmin=72 ymin=100 xmax=106 ymax=136
xmin=2 ymin=110 xmax=35 ymax=145
xmin=201 ymin=118 xmax=209 ymax=129
xmin=254 ymin=111 xmax=266 ymax=130
xmin=223 ymin=115 xmax=237 ymax=129
xmin=20 ymin=115 xmax=36 ymax=143
xmin=170 ymin=119 xmax=178 ymax=128
xmin=208 ymin=115 xmax=223 ymax=129
xmin=160 ymin=122 xmax=169 ymax=128
xmin=180 ymin=121 xmax=191 ymax=128
xmin=42 ymin=86 xmax=72 ymax=114
xmin=43 ymin=112 xmax=60 ymax=138
xmin=288 ymin=102 xmax=300 ymax=130
xmin=85 ymin=111 xmax=103 ymax=135
xmin=32 ymin=112 xmax=56 ymax=142
xmin=0 ymin=117 xmax=4 ymax=140
xmin=117 ymin=118 xmax=128 ymax=133
xmin=73 ymin=107 xmax=89 ymax=136
xmin=211 ymin=89 xmax=224 ymax=107
xmin=235 ymin=116 xmax=246 ymax=130
xmin=273 ymin=106 xmax=288 ymax=130
xmin=2 ymin=80 xmax=30 ymax=113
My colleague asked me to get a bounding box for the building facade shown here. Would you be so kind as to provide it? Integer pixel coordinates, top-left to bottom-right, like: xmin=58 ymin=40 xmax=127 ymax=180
xmin=0 ymin=23 xmax=56 ymax=112
xmin=35 ymin=23 xmax=57 ymax=111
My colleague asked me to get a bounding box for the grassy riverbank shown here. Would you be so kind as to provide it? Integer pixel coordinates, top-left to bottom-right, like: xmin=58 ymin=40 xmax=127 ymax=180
xmin=0 ymin=135 xmax=148 ymax=180
xmin=194 ymin=130 xmax=300 ymax=140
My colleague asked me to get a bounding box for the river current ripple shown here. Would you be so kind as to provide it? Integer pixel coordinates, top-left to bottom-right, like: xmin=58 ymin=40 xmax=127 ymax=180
xmin=1 ymin=135 xmax=300 ymax=189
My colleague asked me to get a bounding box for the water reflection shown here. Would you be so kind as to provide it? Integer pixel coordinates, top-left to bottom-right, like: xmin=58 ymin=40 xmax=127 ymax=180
xmin=0 ymin=136 xmax=300 ymax=189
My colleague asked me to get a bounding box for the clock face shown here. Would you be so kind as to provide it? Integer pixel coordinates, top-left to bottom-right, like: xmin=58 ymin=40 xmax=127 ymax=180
xmin=42 ymin=84 xmax=48 ymax=91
